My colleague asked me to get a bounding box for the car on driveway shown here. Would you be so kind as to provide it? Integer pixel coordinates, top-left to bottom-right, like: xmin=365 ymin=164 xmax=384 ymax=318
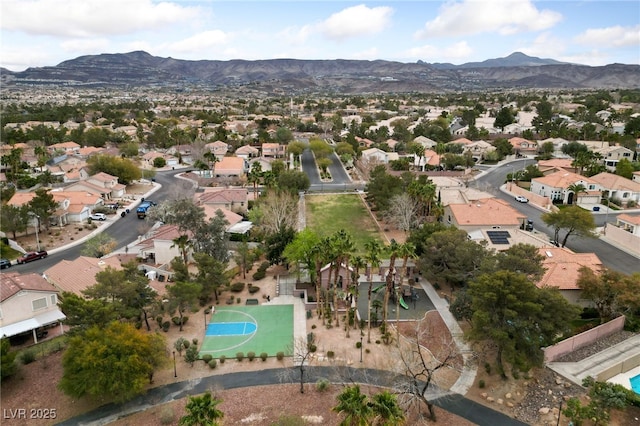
xmin=0 ymin=258 xmax=11 ymax=269
xmin=515 ymin=195 xmax=529 ymax=203
xmin=90 ymin=213 xmax=107 ymax=221
xmin=17 ymin=250 xmax=48 ymax=264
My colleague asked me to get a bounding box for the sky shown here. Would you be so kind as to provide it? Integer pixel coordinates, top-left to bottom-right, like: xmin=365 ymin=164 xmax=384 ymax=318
xmin=1 ymin=0 xmax=639 ymax=72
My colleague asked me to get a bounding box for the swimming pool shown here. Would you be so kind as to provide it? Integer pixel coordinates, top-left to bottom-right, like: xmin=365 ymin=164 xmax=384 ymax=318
xmin=630 ymin=374 xmax=640 ymax=395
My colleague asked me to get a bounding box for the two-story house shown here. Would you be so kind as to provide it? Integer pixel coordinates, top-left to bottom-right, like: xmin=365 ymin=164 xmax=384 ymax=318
xmin=530 ymin=170 xmax=600 ymax=205
xmin=594 ymin=145 xmax=634 ymax=172
xmin=589 ymin=172 xmax=640 ymax=207
xmin=261 ymin=143 xmax=286 ymax=158
xmin=0 ymin=272 xmax=66 ymax=344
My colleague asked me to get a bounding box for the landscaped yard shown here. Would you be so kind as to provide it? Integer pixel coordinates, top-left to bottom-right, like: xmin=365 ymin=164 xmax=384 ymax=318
xmin=305 ymin=194 xmax=384 ymax=253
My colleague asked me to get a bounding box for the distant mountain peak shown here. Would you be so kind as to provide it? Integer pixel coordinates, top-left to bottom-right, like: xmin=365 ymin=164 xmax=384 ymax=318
xmin=430 ymin=51 xmax=570 ymax=70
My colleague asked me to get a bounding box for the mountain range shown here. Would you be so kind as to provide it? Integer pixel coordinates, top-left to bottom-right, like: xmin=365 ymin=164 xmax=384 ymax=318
xmin=2 ymin=51 xmax=638 ymax=94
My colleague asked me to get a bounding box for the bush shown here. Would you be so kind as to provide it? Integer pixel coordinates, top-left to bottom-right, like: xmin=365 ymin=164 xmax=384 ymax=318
xmin=172 ymin=316 xmax=189 ymax=326
xmin=230 ymin=282 xmax=245 ymax=292
xmin=219 ymin=355 xmax=226 ymax=364
xmin=260 ymin=352 xmax=268 ymax=361
xmin=185 ymin=346 xmax=199 ymax=366
xmin=182 ymin=340 xmax=190 ymax=349
xmin=316 ymin=378 xmax=330 ymax=392
xmin=162 ymin=321 xmax=170 ymax=332
xmin=252 ymin=269 xmax=266 ymax=280
xmin=276 ymin=351 xmax=285 ymax=361
xmin=208 ymin=359 xmax=217 ymax=369
xmin=479 ymin=380 xmax=485 ymax=388
xmin=20 ymin=350 xmax=36 ymax=365
xmin=484 ymin=362 xmax=491 ymax=375
xmin=192 ymin=338 xmax=198 ymax=346
xmin=259 ymin=261 xmax=270 ymax=271
xmin=202 ymin=354 xmax=213 ymax=363
xmin=326 ymin=351 xmax=335 ymax=358
xmin=159 ymin=406 xmax=175 ymax=425
xmin=355 ymin=341 xmax=362 ymax=349
xmin=236 ymin=352 xmax=244 ymax=361
xmin=247 ymin=351 xmax=256 ymax=361
xmin=248 ymin=286 xmax=260 ymax=294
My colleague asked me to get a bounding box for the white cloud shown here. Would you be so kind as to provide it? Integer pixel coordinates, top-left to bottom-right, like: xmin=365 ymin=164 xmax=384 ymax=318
xmin=319 ymin=4 xmax=393 ymax=40
xmin=404 ymin=41 xmax=473 ymax=62
xmin=2 ymin=0 xmax=202 ymax=38
xmin=165 ymin=30 xmax=229 ymax=54
xmin=351 ymin=47 xmax=380 ymax=60
xmin=516 ymin=32 xmax=566 ymax=59
xmin=574 ymin=25 xmax=640 ymax=48
xmin=415 ymin=0 xmax=562 ymax=38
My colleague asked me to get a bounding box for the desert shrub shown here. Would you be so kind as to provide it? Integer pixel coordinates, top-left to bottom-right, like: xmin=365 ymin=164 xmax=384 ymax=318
xmin=252 ymin=269 xmax=266 ymax=280
xmin=326 ymin=350 xmax=335 ymax=358
xmin=248 ymin=286 xmax=260 ymax=294
xmin=208 ymin=359 xmax=217 ymax=369
xmin=184 ymin=346 xmax=199 ymax=366
xmin=171 ymin=316 xmax=189 ymax=326
xmin=174 ymin=337 xmax=188 ymax=355
xmin=355 ymin=341 xmax=362 ymax=349
xmin=513 ymin=370 xmax=520 ymax=380
xmin=375 ymin=340 xmax=381 ymax=344
xmin=219 ymin=355 xmax=226 ymax=364
xmin=162 ymin=321 xmax=170 ymax=332
xmin=230 ymin=282 xmax=245 ymax=292
xmin=260 ymin=352 xmax=268 ymax=361
xmin=236 ymin=352 xmax=244 ymax=361
xmin=182 ymin=340 xmax=190 ymax=349
xmin=276 ymin=351 xmax=285 ymax=361
xmin=316 ymin=378 xmax=330 ymax=392
xmin=20 ymin=350 xmax=36 ymax=365
xmin=236 ymin=297 xmax=241 ymax=304
xmin=259 ymin=261 xmax=270 ymax=271
xmin=484 ymin=362 xmax=491 ymax=375
xmin=192 ymin=338 xmax=198 ymax=345
xmin=156 ymin=315 xmax=163 ymax=324
xmin=202 ymin=354 xmax=213 ymax=363
xmin=311 ymin=324 xmax=316 ymax=329
xmin=247 ymin=351 xmax=256 ymax=361
xmin=365 ymin=349 xmax=370 ymax=354
xmin=159 ymin=406 xmax=175 ymax=425
xmin=479 ymin=380 xmax=485 ymax=388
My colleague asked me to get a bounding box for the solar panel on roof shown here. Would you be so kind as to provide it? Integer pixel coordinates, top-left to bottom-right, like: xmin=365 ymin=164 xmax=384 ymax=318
xmin=486 ymin=230 xmax=512 ymax=244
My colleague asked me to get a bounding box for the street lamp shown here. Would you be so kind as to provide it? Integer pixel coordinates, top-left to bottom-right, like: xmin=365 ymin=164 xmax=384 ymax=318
xmin=359 ymin=331 xmax=363 ymax=363
xmin=173 ymin=350 xmax=177 ymax=377
xmin=29 ymin=213 xmax=41 ymax=251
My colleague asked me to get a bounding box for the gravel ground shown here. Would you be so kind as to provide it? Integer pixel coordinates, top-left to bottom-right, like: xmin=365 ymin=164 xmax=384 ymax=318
xmin=554 ymin=330 xmax=637 ymax=363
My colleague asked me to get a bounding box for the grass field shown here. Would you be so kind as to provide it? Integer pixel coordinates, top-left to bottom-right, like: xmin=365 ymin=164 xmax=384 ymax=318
xmin=199 ymin=305 xmax=293 ymax=359
xmin=305 ymin=193 xmax=384 ymax=253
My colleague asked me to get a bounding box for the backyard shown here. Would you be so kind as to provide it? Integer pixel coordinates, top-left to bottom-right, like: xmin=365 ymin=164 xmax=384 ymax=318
xmin=304 ymin=193 xmax=387 ymax=253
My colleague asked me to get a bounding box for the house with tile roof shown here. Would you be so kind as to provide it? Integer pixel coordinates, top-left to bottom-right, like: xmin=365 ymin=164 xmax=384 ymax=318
xmin=443 ymin=198 xmax=527 ymax=236
xmin=536 ymin=247 xmax=603 ymax=305
xmin=204 ymin=141 xmax=229 ymax=159
xmin=594 ymin=145 xmax=634 ymax=172
xmin=537 ymin=158 xmax=575 ymax=175
xmin=589 ymin=172 xmax=640 ymax=207
xmin=0 ymin=272 xmax=66 ymax=344
xmin=412 ymin=136 xmax=438 ymax=150
xmin=129 ymin=224 xmax=191 ymax=267
xmin=530 ymin=170 xmax=600 ymax=205
xmin=44 ymin=256 xmax=123 ymax=296
xmin=462 ymin=140 xmax=496 ymax=162
xmin=197 ymin=187 xmax=249 ymax=214
xmin=235 ymin=145 xmax=260 ymax=159
xmin=214 ymin=156 xmax=247 ymax=177
xmin=48 ymin=141 xmax=80 ymax=155
xmin=261 ymin=143 xmax=285 ymax=158
xmin=8 ymin=189 xmax=104 ymax=225
xmin=602 ymin=214 xmax=640 ymax=257
xmin=509 ymin=137 xmax=538 ymax=156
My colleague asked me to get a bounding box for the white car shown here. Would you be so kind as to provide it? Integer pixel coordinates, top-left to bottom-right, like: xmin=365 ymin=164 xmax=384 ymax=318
xmin=90 ymin=213 xmax=107 ymax=221
xmin=515 ymin=195 xmax=529 ymax=203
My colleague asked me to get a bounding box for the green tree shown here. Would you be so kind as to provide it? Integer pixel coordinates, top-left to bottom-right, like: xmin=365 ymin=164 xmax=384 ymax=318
xmin=171 ymin=234 xmax=192 ymax=264
xmin=1 ymin=337 xmax=17 ymax=381
xmin=0 ymin=204 xmax=29 ymax=239
xmin=179 ymin=391 xmax=224 ymax=426
xmin=493 ymin=107 xmax=515 ymax=131
xmin=277 ymin=170 xmax=310 ymax=194
xmin=275 ymin=127 xmax=293 ymax=145
xmin=576 ymin=267 xmax=640 ymax=323
xmin=59 ymin=322 xmax=167 ymax=403
xmin=615 ymin=158 xmax=634 ymax=179
xmin=58 ymin=291 xmax=120 ymax=331
xmin=28 ymin=188 xmax=58 ymax=231
xmin=482 ymin=243 xmax=546 ymax=280
xmin=87 ymin=154 xmax=142 ymax=184
xmin=364 ymin=239 xmax=383 ymax=343
xmin=369 ymin=390 xmax=405 ymax=426
xmin=81 ymin=233 xmax=117 ymax=258
xmin=153 ymin=156 xmax=167 ymax=168
xmin=332 ymin=385 xmax=372 ymax=426
xmin=467 ymin=271 xmax=578 ymax=374
xmin=233 ymin=240 xmax=253 ymax=280
xmin=166 ymin=281 xmax=202 ymax=331
xmin=541 ymin=206 xmax=597 ymax=248
xmin=194 ymin=210 xmax=230 ymax=263
xmin=283 ymin=228 xmax=321 ymax=282
xmin=287 ymin=140 xmax=306 ymax=164
xmin=193 ymin=252 xmax=229 ymax=304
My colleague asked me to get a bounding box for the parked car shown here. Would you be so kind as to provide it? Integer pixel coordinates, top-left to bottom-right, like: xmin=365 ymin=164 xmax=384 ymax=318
xmin=0 ymin=258 xmax=11 ymax=269
xmin=90 ymin=213 xmax=107 ymax=221
xmin=515 ymin=195 xmax=529 ymax=203
xmin=17 ymin=251 xmax=48 ymax=264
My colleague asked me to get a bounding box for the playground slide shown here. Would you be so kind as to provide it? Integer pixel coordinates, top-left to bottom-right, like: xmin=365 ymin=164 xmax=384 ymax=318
xmin=398 ymin=295 xmax=409 ymax=310
xmin=372 ymin=284 xmax=385 ymax=293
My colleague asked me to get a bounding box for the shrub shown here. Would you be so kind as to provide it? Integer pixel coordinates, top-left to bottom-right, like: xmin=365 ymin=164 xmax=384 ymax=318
xmin=236 ymin=352 xmax=244 ymax=361
xmin=355 ymin=341 xmax=362 ymax=349
xmin=162 ymin=321 xmax=170 ymax=332
xmin=182 ymin=340 xmax=190 ymax=349
xmin=184 ymin=346 xmax=199 ymax=366
xmin=326 ymin=351 xmax=335 ymax=358
xmin=252 ymin=269 xmax=266 ymax=280
xmin=276 ymin=351 xmax=285 ymax=361
xmin=316 ymin=378 xmax=330 ymax=392
xmin=192 ymin=338 xmax=198 ymax=346
xmin=230 ymin=282 xmax=245 ymax=292
xmin=172 ymin=316 xmax=189 ymax=326
xmin=174 ymin=337 xmax=188 ymax=355
xmin=248 ymin=286 xmax=260 ymax=294
xmin=156 ymin=315 xmax=163 ymax=324
xmin=247 ymin=351 xmax=256 ymax=361
xmin=208 ymin=359 xmax=217 ymax=369
xmin=484 ymin=362 xmax=491 ymax=375
xmin=159 ymin=406 xmax=175 ymax=425
xmin=311 ymin=324 xmax=316 ymax=329
xmin=219 ymin=355 xmax=226 ymax=364
xmin=236 ymin=297 xmax=241 ymax=304
xmin=202 ymin=354 xmax=213 ymax=363
xmin=479 ymin=380 xmax=485 ymax=388
xmin=260 ymin=352 xmax=268 ymax=361
xmin=308 ymin=344 xmax=317 ymax=353
xmin=512 ymin=370 xmax=520 ymax=380
xmin=20 ymin=350 xmax=36 ymax=365
xmin=365 ymin=349 xmax=370 ymax=354
xmin=259 ymin=261 xmax=270 ymax=271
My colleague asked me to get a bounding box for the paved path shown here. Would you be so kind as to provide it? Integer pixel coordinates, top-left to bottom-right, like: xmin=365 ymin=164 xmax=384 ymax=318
xmin=57 ymin=366 xmax=526 ymax=426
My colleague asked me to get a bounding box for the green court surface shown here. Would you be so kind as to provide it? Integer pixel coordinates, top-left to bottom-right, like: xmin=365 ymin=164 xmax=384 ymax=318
xmin=200 ymin=305 xmax=293 ymax=359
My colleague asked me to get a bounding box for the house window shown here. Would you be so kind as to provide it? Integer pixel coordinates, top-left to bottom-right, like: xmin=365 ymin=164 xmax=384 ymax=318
xmin=588 ymin=185 xmax=595 ymax=190
xmin=32 ymin=298 xmax=47 ymax=311
xmin=51 ymin=294 xmax=57 ymax=305
xmin=623 ymin=193 xmax=629 ymax=198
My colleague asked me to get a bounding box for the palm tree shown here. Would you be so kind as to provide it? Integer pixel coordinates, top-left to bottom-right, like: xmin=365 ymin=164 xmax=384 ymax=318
xmin=567 ymin=183 xmax=587 ymax=205
xmin=347 ymin=254 xmax=365 ymax=337
xmin=312 ymin=237 xmax=332 ymax=324
xmin=395 ymin=242 xmax=417 ymax=343
xmin=369 ymin=390 xmax=405 ymax=426
xmin=171 ymin=234 xmax=191 ymax=264
xmin=364 ymin=239 xmax=382 ymax=343
xmin=331 ymin=230 xmax=355 ymax=329
xmin=179 ymin=391 xmax=224 ymax=426
xmin=383 ymin=240 xmax=400 ymax=326
xmin=332 ymin=385 xmax=372 ymax=426
xmin=248 ymin=162 xmax=263 ymax=197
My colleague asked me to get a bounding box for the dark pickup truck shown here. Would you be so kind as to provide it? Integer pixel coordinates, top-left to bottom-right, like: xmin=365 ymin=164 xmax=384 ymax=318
xmin=17 ymin=250 xmax=48 ymax=264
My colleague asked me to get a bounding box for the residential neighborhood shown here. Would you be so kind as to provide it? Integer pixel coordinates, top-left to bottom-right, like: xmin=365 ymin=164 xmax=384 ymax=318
xmin=1 ymin=88 xmax=640 ymax=425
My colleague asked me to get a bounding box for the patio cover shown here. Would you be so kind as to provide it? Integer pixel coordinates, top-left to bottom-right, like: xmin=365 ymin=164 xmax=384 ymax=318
xmin=0 ymin=309 xmax=66 ymax=338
